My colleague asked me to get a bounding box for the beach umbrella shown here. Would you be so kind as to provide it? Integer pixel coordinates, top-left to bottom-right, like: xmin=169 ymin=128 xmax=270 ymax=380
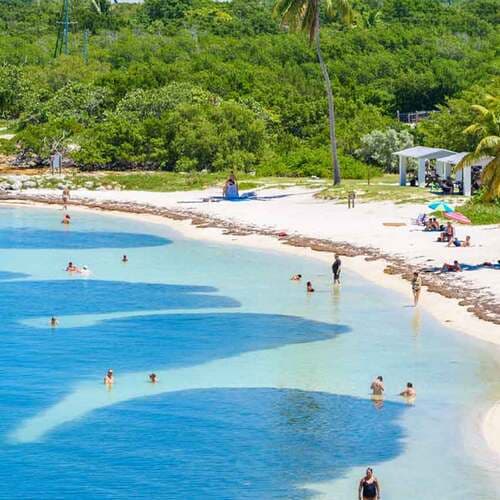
xmin=444 ymin=211 xmax=471 ymax=224
xmin=428 ymin=201 xmax=454 ymax=213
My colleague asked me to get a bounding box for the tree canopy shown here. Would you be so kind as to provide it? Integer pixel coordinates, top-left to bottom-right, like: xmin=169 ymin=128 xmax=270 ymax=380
xmin=0 ymin=0 xmax=498 ymax=177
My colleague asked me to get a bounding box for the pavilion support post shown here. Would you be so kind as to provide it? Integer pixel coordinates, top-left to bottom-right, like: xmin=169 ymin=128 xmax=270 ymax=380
xmin=418 ymin=158 xmax=426 ymax=186
xmin=463 ymin=166 xmax=472 ymax=196
xmin=399 ymin=156 xmax=407 ymax=186
xmin=436 ymin=160 xmax=444 ymax=178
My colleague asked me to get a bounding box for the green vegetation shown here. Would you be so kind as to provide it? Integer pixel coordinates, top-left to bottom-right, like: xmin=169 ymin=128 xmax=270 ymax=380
xmin=459 ymin=198 xmax=500 ymax=225
xmin=317 ymin=174 xmax=444 ymax=203
xmin=0 ymin=0 xmax=498 ymax=183
xmin=455 ymin=95 xmax=499 ymax=201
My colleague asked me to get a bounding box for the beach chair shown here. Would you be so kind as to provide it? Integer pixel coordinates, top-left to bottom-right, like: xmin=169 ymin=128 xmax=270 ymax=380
xmin=412 ymin=213 xmax=428 ymax=226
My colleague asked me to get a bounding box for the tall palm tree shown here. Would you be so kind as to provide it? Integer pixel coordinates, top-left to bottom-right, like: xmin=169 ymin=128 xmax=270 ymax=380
xmin=273 ymin=0 xmax=352 ymax=185
xmin=455 ymin=95 xmax=499 ymax=201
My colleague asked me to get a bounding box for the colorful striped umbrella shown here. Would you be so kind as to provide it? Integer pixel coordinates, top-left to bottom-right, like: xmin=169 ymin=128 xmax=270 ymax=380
xmin=444 ymin=211 xmax=471 ymax=224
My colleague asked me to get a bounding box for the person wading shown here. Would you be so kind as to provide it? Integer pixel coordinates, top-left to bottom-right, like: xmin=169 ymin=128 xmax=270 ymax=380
xmin=358 ymin=467 xmax=380 ymax=500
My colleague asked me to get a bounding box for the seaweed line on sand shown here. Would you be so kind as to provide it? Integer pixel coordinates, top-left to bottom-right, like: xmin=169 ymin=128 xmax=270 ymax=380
xmin=1 ymin=192 xmax=499 ymax=326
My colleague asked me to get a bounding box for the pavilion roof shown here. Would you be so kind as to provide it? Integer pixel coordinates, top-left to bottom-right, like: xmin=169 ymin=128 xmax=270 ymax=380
xmin=393 ymin=146 xmax=454 ymax=159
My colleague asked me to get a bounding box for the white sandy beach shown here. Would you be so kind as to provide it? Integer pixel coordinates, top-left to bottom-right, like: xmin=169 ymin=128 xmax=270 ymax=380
xmin=4 ymin=185 xmax=500 ymax=457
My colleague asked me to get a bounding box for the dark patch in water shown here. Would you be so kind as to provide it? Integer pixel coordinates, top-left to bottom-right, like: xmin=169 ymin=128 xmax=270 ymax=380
xmin=0 ymin=228 xmax=170 ymax=250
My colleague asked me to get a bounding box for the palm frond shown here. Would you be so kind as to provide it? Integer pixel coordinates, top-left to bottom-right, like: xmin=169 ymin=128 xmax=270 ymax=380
xmin=480 ymin=156 xmax=500 ymax=201
xmin=325 ymin=0 xmax=353 ymax=24
xmin=476 ymin=135 xmax=500 ymax=152
xmin=455 ymin=151 xmax=484 ymax=171
xmin=470 ymin=104 xmax=489 ymax=117
xmin=464 ymin=123 xmax=482 ymax=135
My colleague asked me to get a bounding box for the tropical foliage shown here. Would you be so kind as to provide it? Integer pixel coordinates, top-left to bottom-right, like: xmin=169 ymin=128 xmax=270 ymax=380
xmin=456 ymin=94 xmax=499 ymax=201
xmin=0 ymin=0 xmax=498 ymax=180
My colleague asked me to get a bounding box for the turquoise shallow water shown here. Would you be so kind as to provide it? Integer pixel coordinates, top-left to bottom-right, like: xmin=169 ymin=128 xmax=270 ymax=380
xmin=0 ymin=205 xmax=499 ymax=499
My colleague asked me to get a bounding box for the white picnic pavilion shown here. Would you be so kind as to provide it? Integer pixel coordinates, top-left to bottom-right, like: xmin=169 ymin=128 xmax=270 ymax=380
xmin=436 ymin=152 xmax=492 ymax=196
xmin=393 ymin=146 xmax=454 ymax=187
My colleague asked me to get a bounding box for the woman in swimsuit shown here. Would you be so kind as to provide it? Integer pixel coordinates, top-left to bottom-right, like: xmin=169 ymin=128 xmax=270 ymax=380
xmin=104 ymin=369 xmax=114 ymax=385
xmin=306 ymin=281 xmax=315 ymax=292
xmin=358 ymin=467 xmax=380 ymax=500
xmin=411 ymin=271 xmax=422 ymax=306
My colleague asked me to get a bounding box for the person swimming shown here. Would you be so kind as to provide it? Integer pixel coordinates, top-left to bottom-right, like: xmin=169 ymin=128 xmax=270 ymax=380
xmin=79 ymin=265 xmax=90 ymax=275
xmin=104 ymin=369 xmax=114 ymax=385
xmin=122 ymin=255 xmax=128 ymax=263
xmin=306 ymin=281 xmax=315 ymax=292
xmin=400 ymin=382 xmax=416 ymax=397
xmin=291 ymin=274 xmax=302 ymax=281
xmin=149 ymin=373 xmax=158 ymax=383
xmin=50 ymin=316 xmax=59 ymax=327
xmin=61 ymin=214 xmax=71 ymax=225
xmin=65 ymin=261 xmax=78 ymax=272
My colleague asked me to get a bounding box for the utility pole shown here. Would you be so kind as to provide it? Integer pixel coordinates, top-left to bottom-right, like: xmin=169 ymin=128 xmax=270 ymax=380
xmin=54 ymin=0 xmax=76 ymax=58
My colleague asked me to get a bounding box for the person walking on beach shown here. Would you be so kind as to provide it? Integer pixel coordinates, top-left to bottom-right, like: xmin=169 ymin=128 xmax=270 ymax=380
xmin=411 ymin=271 xmax=422 ymax=306
xmin=62 ymin=187 xmax=70 ymax=210
xmin=332 ymin=255 xmax=341 ymax=285
xmin=358 ymin=467 xmax=380 ymax=500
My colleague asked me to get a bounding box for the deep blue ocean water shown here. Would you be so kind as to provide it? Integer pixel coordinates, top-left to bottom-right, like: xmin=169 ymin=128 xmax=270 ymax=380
xmin=0 ymin=206 xmax=499 ymax=499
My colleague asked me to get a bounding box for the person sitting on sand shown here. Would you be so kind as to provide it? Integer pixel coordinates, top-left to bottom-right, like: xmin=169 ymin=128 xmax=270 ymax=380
xmin=65 ymin=261 xmax=78 ymax=272
xmin=104 ymin=369 xmax=114 ymax=385
xmin=223 ymin=172 xmax=239 ymax=199
xmin=411 ymin=272 xmax=422 ymax=306
xmin=291 ymin=274 xmax=302 ymax=281
xmin=438 ymin=222 xmax=454 ymax=242
xmin=400 ymin=382 xmax=416 ymax=398
xmin=453 ymin=235 xmax=471 ymax=247
xmin=61 ymin=214 xmax=71 ymax=225
xmin=50 ymin=316 xmax=59 ymax=327
xmin=306 ymin=281 xmax=315 ymax=292
xmin=358 ymin=467 xmax=380 ymax=500
xmin=122 ymin=255 xmax=128 ymax=263
xmin=441 ymin=260 xmax=462 ymax=272
xmin=149 ymin=373 xmax=158 ymax=383
xmin=370 ymin=376 xmax=384 ymax=396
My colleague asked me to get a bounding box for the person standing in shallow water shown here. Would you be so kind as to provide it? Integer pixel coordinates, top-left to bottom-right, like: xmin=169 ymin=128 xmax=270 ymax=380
xmin=358 ymin=468 xmax=380 ymax=500
xmin=370 ymin=376 xmax=384 ymax=396
xmin=411 ymin=271 xmax=422 ymax=306
xmin=332 ymin=254 xmax=341 ymax=285
xmin=104 ymin=369 xmax=114 ymax=385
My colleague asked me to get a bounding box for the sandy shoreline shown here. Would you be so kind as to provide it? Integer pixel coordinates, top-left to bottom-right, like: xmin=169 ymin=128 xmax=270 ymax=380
xmin=1 ymin=191 xmax=500 ymax=459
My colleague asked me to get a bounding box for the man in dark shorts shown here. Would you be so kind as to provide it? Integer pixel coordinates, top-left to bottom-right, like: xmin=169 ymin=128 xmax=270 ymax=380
xmin=332 ymin=254 xmax=341 ymax=285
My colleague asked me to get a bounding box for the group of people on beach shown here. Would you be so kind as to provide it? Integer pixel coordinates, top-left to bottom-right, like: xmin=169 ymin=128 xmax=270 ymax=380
xmin=291 ymin=254 xmax=342 ymax=293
